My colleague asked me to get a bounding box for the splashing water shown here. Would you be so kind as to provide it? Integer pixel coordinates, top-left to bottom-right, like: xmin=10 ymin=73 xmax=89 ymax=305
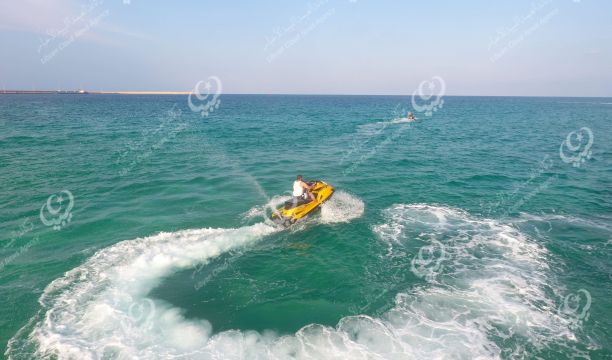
xmin=320 ymin=191 xmax=365 ymax=224
xmin=241 ymin=195 xmax=291 ymax=224
xmin=371 ymin=204 xmax=589 ymax=358
xmin=7 ymin=224 xmax=278 ymax=359
xmin=242 ymin=191 xmax=364 ymax=226
xmin=6 ymin=204 xmax=592 ymax=359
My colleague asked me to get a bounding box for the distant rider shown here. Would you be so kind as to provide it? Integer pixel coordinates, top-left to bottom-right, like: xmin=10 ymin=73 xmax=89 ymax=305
xmin=407 ymin=112 xmax=415 ymax=120
xmin=293 ymin=175 xmax=316 ymax=202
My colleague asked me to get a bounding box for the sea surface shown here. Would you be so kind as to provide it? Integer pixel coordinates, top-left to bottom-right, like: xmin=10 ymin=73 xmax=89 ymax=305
xmin=0 ymin=94 xmax=611 ymax=359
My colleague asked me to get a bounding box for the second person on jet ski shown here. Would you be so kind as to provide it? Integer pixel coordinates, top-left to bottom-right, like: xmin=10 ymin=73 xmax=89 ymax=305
xmin=293 ymin=175 xmax=316 ymax=202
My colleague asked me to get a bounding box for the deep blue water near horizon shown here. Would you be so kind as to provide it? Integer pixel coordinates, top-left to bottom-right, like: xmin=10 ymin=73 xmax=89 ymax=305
xmin=0 ymin=94 xmax=611 ymax=359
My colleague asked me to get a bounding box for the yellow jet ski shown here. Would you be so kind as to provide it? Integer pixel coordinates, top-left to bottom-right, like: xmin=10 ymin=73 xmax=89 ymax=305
xmin=270 ymin=181 xmax=334 ymax=226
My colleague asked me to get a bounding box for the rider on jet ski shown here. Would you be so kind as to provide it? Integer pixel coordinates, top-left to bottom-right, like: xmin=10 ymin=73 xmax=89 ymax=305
xmin=293 ymin=175 xmax=315 ymax=202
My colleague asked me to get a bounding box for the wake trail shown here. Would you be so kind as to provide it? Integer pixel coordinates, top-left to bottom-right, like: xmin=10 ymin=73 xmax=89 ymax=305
xmin=7 ymin=193 xmax=366 ymax=360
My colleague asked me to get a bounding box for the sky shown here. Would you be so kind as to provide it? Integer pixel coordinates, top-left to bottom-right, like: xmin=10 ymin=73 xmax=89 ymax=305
xmin=0 ymin=0 xmax=611 ymax=96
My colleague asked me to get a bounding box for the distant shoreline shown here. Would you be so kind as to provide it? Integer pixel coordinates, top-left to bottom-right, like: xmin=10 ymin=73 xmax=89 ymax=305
xmin=0 ymin=91 xmax=609 ymax=98
xmin=0 ymin=90 xmax=191 ymax=95
xmin=97 ymin=91 xmax=192 ymax=95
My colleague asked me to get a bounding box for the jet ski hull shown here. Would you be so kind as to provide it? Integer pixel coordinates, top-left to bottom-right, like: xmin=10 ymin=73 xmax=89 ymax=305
xmin=270 ymin=181 xmax=334 ymax=226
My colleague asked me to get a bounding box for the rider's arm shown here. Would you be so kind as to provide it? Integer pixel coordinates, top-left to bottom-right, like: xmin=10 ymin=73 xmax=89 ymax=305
xmin=300 ymin=181 xmax=311 ymax=190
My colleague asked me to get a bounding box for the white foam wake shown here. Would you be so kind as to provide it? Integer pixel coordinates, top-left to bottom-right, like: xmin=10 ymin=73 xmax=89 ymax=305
xmin=352 ymin=117 xmax=412 ymax=138
xmin=7 ymin=224 xmax=278 ymax=359
xmin=7 ymin=204 xmax=583 ymax=359
xmin=387 ymin=117 xmax=416 ymax=125
xmin=242 ymin=194 xmax=291 ymax=223
xmin=242 ymin=191 xmax=365 ymax=226
xmin=320 ymin=191 xmax=365 ymax=224
xmin=371 ymin=204 xmax=581 ymax=358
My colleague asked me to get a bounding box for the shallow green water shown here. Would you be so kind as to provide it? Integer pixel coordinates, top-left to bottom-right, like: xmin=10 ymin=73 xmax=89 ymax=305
xmin=0 ymin=94 xmax=611 ymax=359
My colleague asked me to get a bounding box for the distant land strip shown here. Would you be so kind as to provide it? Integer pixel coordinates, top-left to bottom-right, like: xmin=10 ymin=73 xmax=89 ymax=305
xmin=0 ymin=90 xmax=191 ymax=95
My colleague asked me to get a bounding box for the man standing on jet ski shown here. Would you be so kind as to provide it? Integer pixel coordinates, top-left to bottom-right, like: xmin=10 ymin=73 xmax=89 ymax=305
xmin=293 ymin=175 xmax=316 ymax=202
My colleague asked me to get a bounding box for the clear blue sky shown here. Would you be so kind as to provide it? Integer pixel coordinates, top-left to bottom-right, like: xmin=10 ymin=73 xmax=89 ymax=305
xmin=1 ymin=0 xmax=611 ymax=96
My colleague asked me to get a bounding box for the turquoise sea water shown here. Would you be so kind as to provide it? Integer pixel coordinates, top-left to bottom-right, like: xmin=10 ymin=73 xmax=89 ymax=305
xmin=0 ymin=94 xmax=611 ymax=359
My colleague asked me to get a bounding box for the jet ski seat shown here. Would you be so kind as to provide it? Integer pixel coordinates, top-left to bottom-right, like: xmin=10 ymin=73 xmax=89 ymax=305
xmin=284 ymin=197 xmax=310 ymax=209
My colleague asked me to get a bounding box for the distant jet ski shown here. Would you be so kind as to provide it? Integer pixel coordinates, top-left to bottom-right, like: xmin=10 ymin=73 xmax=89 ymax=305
xmin=270 ymin=181 xmax=334 ymax=226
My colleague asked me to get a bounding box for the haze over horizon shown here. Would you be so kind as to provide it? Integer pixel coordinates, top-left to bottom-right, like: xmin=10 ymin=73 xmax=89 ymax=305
xmin=1 ymin=0 xmax=611 ymax=97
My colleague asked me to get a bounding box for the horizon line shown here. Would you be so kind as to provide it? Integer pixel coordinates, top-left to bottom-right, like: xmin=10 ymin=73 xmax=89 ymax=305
xmin=0 ymin=90 xmax=610 ymax=98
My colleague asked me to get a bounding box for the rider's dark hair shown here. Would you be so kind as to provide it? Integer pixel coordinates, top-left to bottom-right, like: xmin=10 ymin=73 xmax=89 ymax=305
xmin=296 ymin=175 xmax=302 ymax=180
